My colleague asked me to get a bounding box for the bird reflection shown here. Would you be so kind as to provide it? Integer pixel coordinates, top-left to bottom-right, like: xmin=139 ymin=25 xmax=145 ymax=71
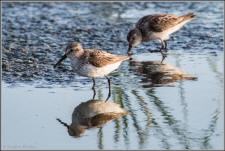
xmin=128 ymin=49 xmax=168 ymax=63
xmin=148 ymin=49 xmax=168 ymax=63
xmin=129 ymin=59 xmax=197 ymax=87
xmin=92 ymin=79 xmax=111 ymax=101
xmin=57 ymin=99 xmax=131 ymax=137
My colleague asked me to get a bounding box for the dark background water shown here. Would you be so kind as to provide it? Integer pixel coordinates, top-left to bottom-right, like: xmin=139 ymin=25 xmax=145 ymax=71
xmin=2 ymin=1 xmax=224 ymax=150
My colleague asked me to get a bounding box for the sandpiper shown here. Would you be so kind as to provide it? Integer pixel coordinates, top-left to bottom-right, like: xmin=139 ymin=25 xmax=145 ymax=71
xmin=54 ymin=43 xmax=130 ymax=100
xmin=127 ymin=13 xmax=195 ymax=61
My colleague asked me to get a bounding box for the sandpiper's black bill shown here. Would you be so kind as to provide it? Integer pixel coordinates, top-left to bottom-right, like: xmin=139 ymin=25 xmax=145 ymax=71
xmin=127 ymin=44 xmax=132 ymax=52
xmin=54 ymin=54 xmax=67 ymax=68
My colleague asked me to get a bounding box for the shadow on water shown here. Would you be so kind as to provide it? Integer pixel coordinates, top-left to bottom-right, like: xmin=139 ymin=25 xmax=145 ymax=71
xmin=206 ymin=55 xmax=224 ymax=88
xmin=128 ymin=58 xmax=197 ymax=87
xmin=113 ymin=87 xmax=130 ymax=147
xmin=97 ymin=127 xmax=104 ymax=149
xmin=146 ymin=88 xmax=192 ymax=149
xmin=202 ymin=103 xmax=221 ymax=149
xmin=56 ymin=86 xmax=132 ymax=149
xmin=56 ymin=57 xmax=207 ymax=149
xmin=56 ymin=96 xmax=131 ymax=138
xmin=110 ymin=86 xmax=151 ymax=149
xmin=107 ymin=56 xmax=221 ymax=149
xmin=101 ymin=57 xmax=198 ymax=149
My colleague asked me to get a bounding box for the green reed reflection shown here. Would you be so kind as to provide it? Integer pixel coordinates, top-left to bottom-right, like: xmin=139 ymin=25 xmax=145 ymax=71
xmin=98 ymin=127 xmax=104 ymax=149
xmin=200 ymin=100 xmax=221 ymax=149
xmin=83 ymin=51 xmax=223 ymax=150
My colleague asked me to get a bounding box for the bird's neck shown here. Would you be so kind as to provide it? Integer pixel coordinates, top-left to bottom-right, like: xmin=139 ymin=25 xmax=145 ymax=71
xmin=68 ymin=50 xmax=84 ymax=71
xmin=75 ymin=49 xmax=84 ymax=58
xmin=135 ymin=28 xmax=143 ymax=41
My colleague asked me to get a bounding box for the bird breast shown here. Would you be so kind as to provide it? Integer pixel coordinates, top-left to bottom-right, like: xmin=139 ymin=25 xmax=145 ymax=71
xmin=71 ymin=59 xmax=122 ymax=78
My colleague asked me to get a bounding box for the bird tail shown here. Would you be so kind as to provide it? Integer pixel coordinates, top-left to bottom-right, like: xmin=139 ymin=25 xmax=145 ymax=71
xmin=119 ymin=55 xmax=131 ymax=61
xmin=182 ymin=13 xmax=196 ymax=21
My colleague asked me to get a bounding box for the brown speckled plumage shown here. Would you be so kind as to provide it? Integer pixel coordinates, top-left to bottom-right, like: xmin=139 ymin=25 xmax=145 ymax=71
xmin=127 ymin=13 xmax=195 ymax=61
xmin=136 ymin=13 xmax=195 ymax=32
xmin=55 ymin=43 xmax=130 ymax=70
xmin=83 ymin=49 xmax=130 ymax=67
xmin=54 ymin=43 xmax=130 ymax=100
xmin=74 ymin=99 xmax=131 ymax=128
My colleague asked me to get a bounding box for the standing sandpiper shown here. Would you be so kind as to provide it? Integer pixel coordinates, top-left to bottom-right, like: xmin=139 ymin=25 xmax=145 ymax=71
xmin=127 ymin=13 xmax=195 ymax=61
xmin=54 ymin=43 xmax=130 ymax=100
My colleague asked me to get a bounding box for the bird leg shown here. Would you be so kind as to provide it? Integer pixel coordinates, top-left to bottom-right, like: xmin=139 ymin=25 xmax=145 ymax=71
xmin=164 ymin=41 xmax=168 ymax=51
xmin=160 ymin=40 xmax=168 ymax=51
xmin=160 ymin=51 xmax=167 ymax=63
xmin=105 ymin=76 xmax=111 ymax=101
xmin=159 ymin=40 xmax=168 ymax=63
xmin=160 ymin=41 xmax=165 ymax=50
xmin=148 ymin=40 xmax=168 ymax=63
xmin=149 ymin=40 xmax=168 ymax=53
xmin=92 ymin=78 xmax=96 ymax=100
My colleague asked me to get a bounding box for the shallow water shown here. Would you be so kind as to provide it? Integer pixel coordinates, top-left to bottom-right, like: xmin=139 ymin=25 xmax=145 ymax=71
xmin=2 ymin=1 xmax=224 ymax=150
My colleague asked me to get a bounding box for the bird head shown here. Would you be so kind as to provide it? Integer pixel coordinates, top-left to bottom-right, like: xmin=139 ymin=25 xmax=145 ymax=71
xmin=56 ymin=118 xmax=85 ymax=137
xmin=54 ymin=43 xmax=83 ymax=68
xmin=127 ymin=28 xmax=142 ymax=52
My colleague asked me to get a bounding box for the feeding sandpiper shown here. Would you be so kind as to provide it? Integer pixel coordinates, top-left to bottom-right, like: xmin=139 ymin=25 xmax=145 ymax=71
xmin=54 ymin=43 xmax=130 ymax=100
xmin=127 ymin=13 xmax=195 ymax=62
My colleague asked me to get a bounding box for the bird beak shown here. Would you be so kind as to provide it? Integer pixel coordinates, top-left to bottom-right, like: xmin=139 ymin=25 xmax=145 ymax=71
xmin=54 ymin=54 xmax=67 ymax=68
xmin=128 ymin=44 xmax=132 ymax=52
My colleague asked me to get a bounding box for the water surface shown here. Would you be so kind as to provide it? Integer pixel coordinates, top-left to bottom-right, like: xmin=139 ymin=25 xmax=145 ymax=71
xmin=2 ymin=1 xmax=224 ymax=150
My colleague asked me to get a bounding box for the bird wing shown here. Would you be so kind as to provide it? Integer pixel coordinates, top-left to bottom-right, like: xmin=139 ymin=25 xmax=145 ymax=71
xmin=85 ymin=49 xmax=130 ymax=67
xmin=90 ymin=112 xmax=127 ymax=127
xmin=136 ymin=14 xmax=184 ymax=32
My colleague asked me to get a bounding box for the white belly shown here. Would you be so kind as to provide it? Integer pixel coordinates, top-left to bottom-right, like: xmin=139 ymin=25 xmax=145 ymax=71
xmin=72 ymin=61 xmax=122 ymax=78
xmin=150 ymin=32 xmax=170 ymax=41
xmin=148 ymin=20 xmax=190 ymax=41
